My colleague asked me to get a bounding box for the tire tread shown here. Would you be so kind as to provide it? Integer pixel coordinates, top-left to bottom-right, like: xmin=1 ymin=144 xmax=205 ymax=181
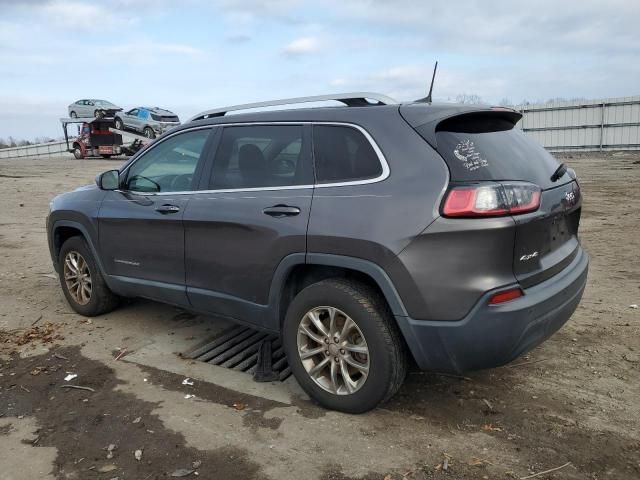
xmin=323 ymin=278 xmax=408 ymax=404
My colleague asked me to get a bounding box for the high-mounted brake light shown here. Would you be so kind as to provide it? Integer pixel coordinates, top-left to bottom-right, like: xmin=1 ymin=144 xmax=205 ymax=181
xmin=488 ymin=287 xmax=523 ymax=305
xmin=442 ymin=182 xmax=541 ymax=218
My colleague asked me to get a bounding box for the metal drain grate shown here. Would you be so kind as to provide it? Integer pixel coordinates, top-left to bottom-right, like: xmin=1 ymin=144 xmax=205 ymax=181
xmin=183 ymin=326 xmax=291 ymax=381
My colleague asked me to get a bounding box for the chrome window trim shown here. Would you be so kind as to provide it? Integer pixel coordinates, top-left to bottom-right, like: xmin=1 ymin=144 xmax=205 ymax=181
xmin=121 ymin=121 xmax=389 ymax=196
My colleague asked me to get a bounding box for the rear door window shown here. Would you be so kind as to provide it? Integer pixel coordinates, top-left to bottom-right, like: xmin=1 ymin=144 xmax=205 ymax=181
xmin=312 ymin=125 xmax=382 ymax=184
xmin=427 ymin=116 xmax=567 ymax=189
xmin=208 ymin=125 xmax=313 ymax=190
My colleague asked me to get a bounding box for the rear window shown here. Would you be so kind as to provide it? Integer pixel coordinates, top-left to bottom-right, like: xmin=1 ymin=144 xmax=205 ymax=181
xmin=427 ymin=116 xmax=565 ymax=188
xmin=152 ymin=113 xmax=179 ymax=122
xmin=313 ymin=125 xmax=382 ymax=184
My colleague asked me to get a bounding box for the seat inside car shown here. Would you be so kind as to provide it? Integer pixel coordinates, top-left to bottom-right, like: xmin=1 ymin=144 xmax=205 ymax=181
xmin=239 ymin=144 xmax=268 ymax=187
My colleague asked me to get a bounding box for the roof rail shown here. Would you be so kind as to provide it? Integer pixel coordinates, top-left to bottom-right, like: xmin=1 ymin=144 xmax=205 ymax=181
xmin=188 ymin=92 xmax=397 ymax=122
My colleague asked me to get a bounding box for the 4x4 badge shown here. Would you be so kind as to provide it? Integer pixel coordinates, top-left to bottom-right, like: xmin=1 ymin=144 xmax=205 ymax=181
xmin=520 ymin=251 xmax=539 ymax=261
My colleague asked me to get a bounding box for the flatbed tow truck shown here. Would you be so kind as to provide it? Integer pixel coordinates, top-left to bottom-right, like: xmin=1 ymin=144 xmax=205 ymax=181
xmin=60 ymin=117 xmax=152 ymax=159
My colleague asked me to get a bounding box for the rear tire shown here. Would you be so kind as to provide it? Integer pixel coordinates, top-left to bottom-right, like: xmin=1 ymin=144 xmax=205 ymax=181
xmin=283 ymin=278 xmax=407 ymax=413
xmin=144 ymin=127 xmax=155 ymax=139
xmin=72 ymin=144 xmax=83 ymax=159
xmin=58 ymin=236 xmax=119 ymax=317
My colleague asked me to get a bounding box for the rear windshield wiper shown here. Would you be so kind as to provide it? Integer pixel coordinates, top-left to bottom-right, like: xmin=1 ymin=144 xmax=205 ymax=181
xmin=550 ymin=163 xmax=567 ymax=182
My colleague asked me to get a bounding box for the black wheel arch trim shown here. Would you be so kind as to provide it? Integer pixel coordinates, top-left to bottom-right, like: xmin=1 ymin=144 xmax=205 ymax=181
xmin=50 ymin=220 xmax=110 ymax=285
xmin=267 ymin=252 xmax=409 ymax=331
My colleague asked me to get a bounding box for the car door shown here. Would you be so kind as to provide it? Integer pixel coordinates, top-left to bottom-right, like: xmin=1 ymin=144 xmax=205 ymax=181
xmin=98 ymin=127 xmax=215 ymax=306
xmin=137 ymin=109 xmax=150 ymax=131
xmin=77 ymin=100 xmax=88 ymax=117
xmin=123 ymin=109 xmax=139 ymax=130
xmin=183 ymin=124 xmax=314 ymax=329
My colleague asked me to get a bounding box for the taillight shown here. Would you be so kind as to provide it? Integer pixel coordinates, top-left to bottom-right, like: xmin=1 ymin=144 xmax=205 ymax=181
xmin=488 ymin=287 xmax=523 ymax=305
xmin=442 ymin=182 xmax=541 ymax=218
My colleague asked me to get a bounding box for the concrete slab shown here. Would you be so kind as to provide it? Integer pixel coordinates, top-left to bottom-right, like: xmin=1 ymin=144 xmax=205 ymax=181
xmin=124 ymin=316 xmax=307 ymax=405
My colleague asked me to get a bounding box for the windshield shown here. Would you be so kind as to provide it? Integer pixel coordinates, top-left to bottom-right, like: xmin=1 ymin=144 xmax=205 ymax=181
xmin=94 ymin=100 xmax=114 ymax=107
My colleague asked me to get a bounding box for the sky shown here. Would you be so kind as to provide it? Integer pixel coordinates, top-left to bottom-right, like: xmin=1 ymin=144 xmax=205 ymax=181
xmin=1 ymin=0 xmax=639 ymax=140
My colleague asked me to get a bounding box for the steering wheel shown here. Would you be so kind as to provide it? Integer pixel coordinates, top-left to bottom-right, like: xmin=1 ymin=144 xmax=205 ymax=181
xmin=271 ymin=158 xmax=296 ymax=175
xmin=169 ymin=173 xmax=193 ymax=192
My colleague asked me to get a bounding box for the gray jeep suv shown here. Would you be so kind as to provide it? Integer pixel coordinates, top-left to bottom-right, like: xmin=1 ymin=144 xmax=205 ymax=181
xmin=46 ymin=93 xmax=588 ymax=413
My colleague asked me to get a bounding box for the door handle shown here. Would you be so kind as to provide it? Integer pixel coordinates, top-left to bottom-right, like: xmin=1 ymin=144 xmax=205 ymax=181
xmin=263 ymin=205 xmax=301 ymax=217
xmin=156 ymin=204 xmax=181 ymax=214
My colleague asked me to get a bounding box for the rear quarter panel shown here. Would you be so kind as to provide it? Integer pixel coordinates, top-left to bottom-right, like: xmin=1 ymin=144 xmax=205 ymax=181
xmin=306 ymin=108 xmax=450 ymax=303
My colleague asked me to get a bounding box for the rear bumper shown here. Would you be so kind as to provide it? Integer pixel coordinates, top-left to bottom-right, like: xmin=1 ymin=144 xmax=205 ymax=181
xmin=396 ymin=247 xmax=589 ymax=373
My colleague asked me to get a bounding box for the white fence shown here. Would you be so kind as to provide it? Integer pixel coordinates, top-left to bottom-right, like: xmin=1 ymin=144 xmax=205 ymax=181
xmin=0 ymin=140 xmax=71 ymax=159
xmin=516 ymin=96 xmax=640 ymax=152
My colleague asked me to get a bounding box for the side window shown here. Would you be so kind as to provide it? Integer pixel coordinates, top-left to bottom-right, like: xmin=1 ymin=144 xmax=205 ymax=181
xmin=209 ymin=125 xmax=312 ymax=189
xmin=139 ymin=109 xmax=149 ymax=120
xmin=313 ymin=125 xmax=382 ymax=184
xmin=125 ymin=129 xmax=210 ymax=193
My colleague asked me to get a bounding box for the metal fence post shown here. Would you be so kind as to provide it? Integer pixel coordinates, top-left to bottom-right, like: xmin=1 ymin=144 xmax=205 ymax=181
xmin=600 ymin=102 xmax=605 ymax=151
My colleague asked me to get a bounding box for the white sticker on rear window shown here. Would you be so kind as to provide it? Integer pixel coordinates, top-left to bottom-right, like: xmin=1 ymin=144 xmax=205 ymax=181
xmin=453 ymin=139 xmax=488 ymax=171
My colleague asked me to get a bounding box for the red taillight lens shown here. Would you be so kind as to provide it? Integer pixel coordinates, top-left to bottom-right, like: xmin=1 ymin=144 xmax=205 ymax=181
xmin=442 ymin=182 xmax=541 ymax=218
xmin=488 ymin=287 xmax=524 ymax=305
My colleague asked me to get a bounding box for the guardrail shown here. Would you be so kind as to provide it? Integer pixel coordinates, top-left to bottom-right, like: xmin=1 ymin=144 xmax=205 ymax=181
xmin=0 ymin=140 xmax=71 ymax=159
xmin=517 ymin=96 xmax=640 ymax=152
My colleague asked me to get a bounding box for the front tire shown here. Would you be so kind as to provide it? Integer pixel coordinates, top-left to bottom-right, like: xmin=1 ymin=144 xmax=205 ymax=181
xmin=283 ymin=278 xmax=407 ymax=413
xmin=58 ymin=236 xmax=119 ymax=316
xmin=70 ymin=111 xmax=77 ymax=118
xmin=114 ymin=118 xmax=124 ymax=130
xmin=94 ymin=109 xmax=104 ymax=118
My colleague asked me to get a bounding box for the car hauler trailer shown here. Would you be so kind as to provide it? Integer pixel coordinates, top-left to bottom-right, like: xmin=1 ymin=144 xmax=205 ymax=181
xmin=60 ymin=117 xmax=151 ymax=159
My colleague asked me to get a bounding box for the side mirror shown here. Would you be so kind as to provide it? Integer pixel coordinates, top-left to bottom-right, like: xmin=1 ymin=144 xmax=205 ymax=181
xmin=96 ymin=169 xmax=120 ymax=190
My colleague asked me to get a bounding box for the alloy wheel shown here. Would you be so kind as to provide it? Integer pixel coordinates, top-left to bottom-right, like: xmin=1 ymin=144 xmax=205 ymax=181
xmin=63 ymin=251 xmax=92 ymax=305
xmin=297 ymin=306 xmax=369 ymax=395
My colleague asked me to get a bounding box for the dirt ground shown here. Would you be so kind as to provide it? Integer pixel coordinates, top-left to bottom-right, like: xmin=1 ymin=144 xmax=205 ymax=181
xmin=0 ymin=151 xmax=639 ymax=480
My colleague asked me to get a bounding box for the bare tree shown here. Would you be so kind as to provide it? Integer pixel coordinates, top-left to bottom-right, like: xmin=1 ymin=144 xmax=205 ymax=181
xmin=455 ymin=93 xmax=484 ymax=104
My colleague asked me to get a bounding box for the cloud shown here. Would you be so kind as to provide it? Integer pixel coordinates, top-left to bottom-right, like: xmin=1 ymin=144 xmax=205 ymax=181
xmin=39 ymin=0 xmax=132 ymax=30
xmin=325 ymin=0 xmax=640 ymax=55
xmin=226 ymin=33 xmax=252 ymax=44
xmin=104 ymin=41 xmax=205 ymax=60
xmin=283 ymin=36 xmax=322 ymax=56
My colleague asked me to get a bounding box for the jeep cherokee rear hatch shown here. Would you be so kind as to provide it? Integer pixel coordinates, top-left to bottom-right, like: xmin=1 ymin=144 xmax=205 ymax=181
xmin=401 ymin=104 xmax=582 ymax=289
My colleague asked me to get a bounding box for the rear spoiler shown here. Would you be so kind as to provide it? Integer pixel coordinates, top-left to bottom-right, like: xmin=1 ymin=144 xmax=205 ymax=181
xmin=399 ymin=104 xmax=522 ymax=148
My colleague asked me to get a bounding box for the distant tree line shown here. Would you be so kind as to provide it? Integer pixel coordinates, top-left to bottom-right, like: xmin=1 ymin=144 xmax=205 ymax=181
xmin=0 ymin=136 xmax=60 ymax=149
xmin=451 ymin=94 xmax=591 ymax=107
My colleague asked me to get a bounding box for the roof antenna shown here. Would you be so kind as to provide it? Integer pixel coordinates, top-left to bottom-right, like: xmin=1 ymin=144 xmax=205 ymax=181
xmin=417 ymin=61 xmax=438 ymax=103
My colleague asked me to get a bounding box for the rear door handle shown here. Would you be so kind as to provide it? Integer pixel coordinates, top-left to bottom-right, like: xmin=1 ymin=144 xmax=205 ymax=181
xmin=263 ymin=205 xmax=301 ymax=217
xmin=156 ymin=204 xmax=181 ymax=214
